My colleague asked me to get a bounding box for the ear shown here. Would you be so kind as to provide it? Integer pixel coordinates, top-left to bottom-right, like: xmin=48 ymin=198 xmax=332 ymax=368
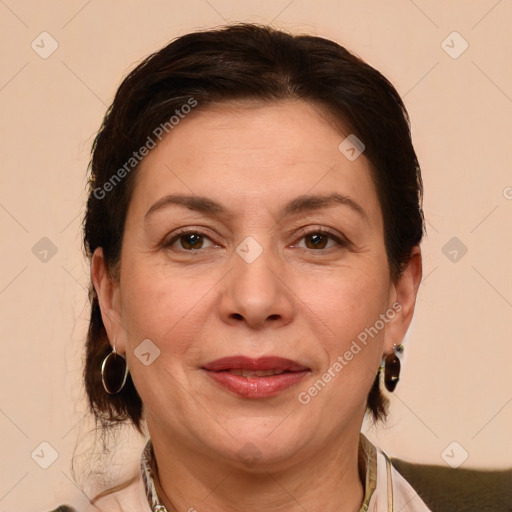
xmin=383 ymin=245 xmax=422 ymax=353
xmin=91 ymin=248 xmax=126 ymax=354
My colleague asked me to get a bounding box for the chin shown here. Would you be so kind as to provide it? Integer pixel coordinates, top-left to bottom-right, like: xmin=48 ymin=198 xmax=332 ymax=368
xmin=210 ymin=422 xmax=311 ymax=471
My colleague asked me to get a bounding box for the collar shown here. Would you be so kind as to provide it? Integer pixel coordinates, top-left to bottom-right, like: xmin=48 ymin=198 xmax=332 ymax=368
xmin=140 ymin=433 xmax=378 ymax=511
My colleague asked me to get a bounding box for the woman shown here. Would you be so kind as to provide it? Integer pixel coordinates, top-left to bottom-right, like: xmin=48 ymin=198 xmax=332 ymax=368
xmin=79 ymin=23 xmax=427 ymax=511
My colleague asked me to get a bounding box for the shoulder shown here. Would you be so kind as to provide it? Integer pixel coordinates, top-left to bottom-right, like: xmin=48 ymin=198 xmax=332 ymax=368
xmin=391 ymin=457 xmax=512 ymax=511
xmin=50 ymin=473 xmax=151 ymax=512
xmin=87 ymin=474 xmax=151 ymax=512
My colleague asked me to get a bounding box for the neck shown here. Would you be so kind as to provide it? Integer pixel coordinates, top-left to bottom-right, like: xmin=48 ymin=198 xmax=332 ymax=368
xmin=149 ymin=427 xmax=365 ymax=512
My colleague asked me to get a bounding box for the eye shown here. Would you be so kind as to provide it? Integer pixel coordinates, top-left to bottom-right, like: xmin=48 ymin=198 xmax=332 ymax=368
xmin=293 ymin=230 xmax=347 ymax=251
xmin=165 ymin=230 xmax=217 ymax=251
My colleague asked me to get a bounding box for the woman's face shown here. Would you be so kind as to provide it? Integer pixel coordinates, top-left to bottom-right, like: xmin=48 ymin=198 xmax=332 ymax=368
xmin=95 ymin=99 xmax=420 ymax=469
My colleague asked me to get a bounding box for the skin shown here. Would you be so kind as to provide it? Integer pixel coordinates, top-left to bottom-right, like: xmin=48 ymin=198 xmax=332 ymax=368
xmin=92 ymin=99 xmax=422 ymax=512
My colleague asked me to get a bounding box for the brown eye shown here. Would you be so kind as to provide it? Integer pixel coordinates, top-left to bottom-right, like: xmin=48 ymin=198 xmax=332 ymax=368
xmin=179 ymin=233 xmax=205 ymax=250
xmin=304 ymin=233 xmax=330 ymax=250
xmin=294 ymin=230 xmax=346 ymax=252
xmin=166 ymin=230 xmax=216 ymax=251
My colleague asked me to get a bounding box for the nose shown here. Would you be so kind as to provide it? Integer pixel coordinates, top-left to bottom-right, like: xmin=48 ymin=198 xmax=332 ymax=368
xmin=218 ymin=242 xmax=295 ymax=330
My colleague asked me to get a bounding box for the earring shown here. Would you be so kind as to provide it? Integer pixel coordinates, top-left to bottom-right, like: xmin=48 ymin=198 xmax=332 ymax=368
xmin=101 ymin=340 xmax=128 ymax=394
xmin=383 ymin=343 xmax=404 ymax=392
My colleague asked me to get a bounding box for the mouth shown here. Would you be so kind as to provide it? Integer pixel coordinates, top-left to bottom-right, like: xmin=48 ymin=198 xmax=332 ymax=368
xmin=202 ymin=356 xmax=310 ymax=399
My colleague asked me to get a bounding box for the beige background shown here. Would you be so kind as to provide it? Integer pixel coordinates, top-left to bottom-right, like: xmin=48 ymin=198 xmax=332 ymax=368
xmin=1 ymin=1 xmax=511 ymax=510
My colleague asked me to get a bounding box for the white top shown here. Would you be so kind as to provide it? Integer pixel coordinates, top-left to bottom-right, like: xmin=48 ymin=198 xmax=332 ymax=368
xmin=84 ymin=434 xmax=432 ymax=511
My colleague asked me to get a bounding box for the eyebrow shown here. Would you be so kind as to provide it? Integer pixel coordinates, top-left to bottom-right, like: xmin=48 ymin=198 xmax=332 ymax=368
xmin=281 ymin=193 xmax=367 ymax=221
xmin=145 ymin=194 xmax=225 ymax=219
xmin=144 ymin=192 xmax=367 ymax=221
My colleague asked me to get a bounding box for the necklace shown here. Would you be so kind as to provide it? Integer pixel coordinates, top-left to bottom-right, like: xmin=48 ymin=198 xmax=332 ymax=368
xmin=151 ymin=459 xmax=177 ymax=512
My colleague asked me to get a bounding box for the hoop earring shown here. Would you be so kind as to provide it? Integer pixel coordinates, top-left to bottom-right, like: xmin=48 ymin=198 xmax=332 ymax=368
xmin=383 ymin=343 xmax=404 ymax=392
xmin=101 ymin=340 xmax=128 ymax=395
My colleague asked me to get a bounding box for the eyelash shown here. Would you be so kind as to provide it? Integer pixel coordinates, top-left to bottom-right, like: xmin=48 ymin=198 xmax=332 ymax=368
xmin=163 ymin=227 xmax=348 ymax=254
xmin=297 ymin=229 xmax=349 ymax=252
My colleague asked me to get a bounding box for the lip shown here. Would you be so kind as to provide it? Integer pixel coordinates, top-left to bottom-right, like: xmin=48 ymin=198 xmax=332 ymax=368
xmin=203 ymin=356 xmax=309 ymax=372
xmin=202 ymin=356 xmax=310 ymax=399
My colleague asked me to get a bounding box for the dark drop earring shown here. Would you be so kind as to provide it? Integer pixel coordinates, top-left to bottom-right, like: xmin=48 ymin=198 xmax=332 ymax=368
xmin=382 ymin=343 xmax=404 ymax=392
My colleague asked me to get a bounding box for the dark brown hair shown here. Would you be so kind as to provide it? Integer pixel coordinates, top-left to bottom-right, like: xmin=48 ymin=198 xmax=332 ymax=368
xmin=83 ymin=23 xmax=424 ymax=432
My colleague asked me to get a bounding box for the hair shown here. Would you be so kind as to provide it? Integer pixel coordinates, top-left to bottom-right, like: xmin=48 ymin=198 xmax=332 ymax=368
xmin=83 ymin=22 xmax=424 ymax=433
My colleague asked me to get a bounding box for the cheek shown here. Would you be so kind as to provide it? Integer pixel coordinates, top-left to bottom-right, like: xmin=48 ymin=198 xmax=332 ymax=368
xmin=311 ymin=263 xmax=390 ymax=349
xmin=300 ymin=259 xmax=391 ymax=408
xmin=118 ymin=258 xmax=213 ymax=357
xmin=118 ymin=261 xmax=212 ymax=415
xmin=297 ymin=280 xmax=387 ymax=413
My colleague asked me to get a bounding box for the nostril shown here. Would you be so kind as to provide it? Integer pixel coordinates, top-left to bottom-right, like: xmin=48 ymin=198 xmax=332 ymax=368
xmin=232 ymin=313 xmax=244 ymax=320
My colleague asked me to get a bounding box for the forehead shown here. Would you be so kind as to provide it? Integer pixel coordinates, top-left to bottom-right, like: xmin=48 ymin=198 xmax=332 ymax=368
xmin=130 ymin=99 xmax=382 ymax=226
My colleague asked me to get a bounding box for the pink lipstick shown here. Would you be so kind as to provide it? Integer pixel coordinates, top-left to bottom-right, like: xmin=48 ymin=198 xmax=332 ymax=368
xmin=202 ymin=356 xmax=310 ymax=399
